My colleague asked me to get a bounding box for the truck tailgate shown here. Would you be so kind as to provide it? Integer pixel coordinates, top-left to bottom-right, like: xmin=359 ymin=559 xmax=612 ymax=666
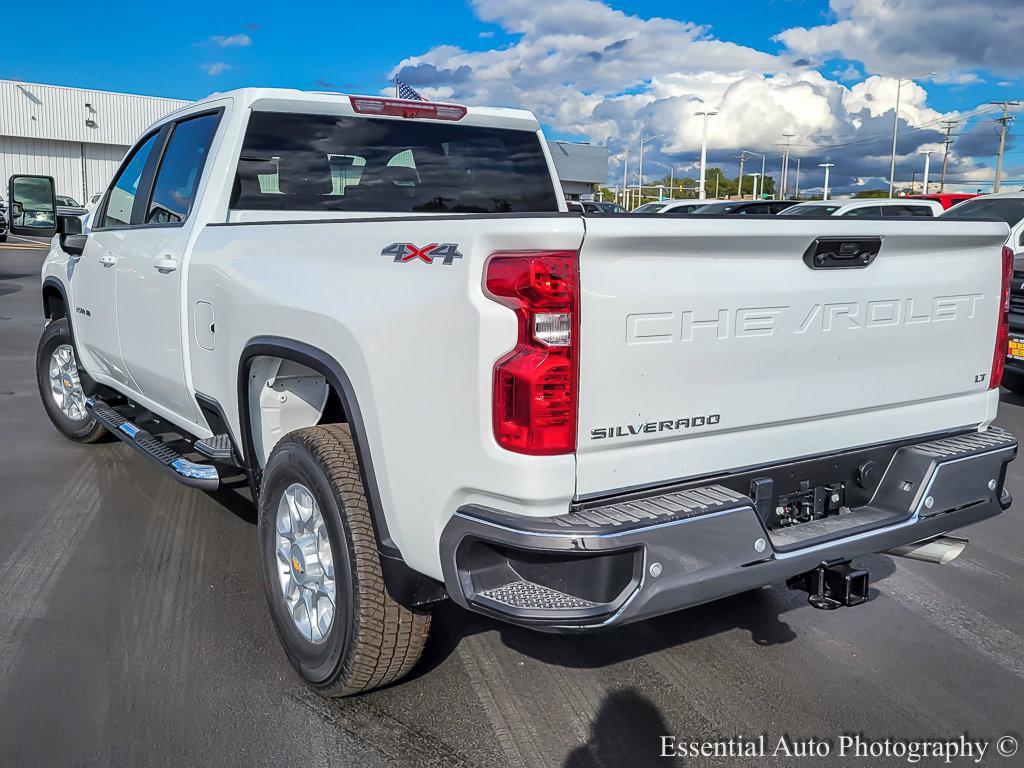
xmin=575 ymin=216 xmax=1010 ymax=497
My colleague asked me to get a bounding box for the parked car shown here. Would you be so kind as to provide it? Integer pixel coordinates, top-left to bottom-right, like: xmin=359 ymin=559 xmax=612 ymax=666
xmin=659 ymin=200 xmax=715 ymax=215
xmin=0 ymin=202 xmax=6 ymax=242
xmin=907 ymin=193 xmax=979 ymax=210
xmin=692 ymin=199 xmax=798 ymax=214
xmin=631 ymin=201 xmax=668 ymax=213
xmin=582 ymin=200 xmax=626 ymax=213
xmin=56 ymin=195 xmax=88 ymax=217
xmin=85 ymin=193 xmax=103 ymax=216
xmin=16 ymin=88 xmax=1017 ymax=698
xmin=780 ymin=198 xmax=942 ymax=218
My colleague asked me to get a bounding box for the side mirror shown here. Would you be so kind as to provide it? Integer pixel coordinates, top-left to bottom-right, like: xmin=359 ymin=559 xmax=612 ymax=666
xmin=57 ymin=213 xmax=87 ymax=257
xmin=7 ymin=174 xmax=57 ymax=238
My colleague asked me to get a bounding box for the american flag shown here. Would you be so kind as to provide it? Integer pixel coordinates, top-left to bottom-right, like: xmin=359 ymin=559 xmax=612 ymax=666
xmin=396 ymin=80 xmax=427 ymax=101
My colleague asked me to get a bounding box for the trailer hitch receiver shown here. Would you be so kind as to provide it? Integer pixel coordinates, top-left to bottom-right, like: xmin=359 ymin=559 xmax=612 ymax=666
xmin=787 ymin=560 xmax=869 ymax=610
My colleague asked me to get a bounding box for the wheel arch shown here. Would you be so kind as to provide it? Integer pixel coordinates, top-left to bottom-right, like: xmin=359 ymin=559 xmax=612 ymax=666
xmin=42 ymin=277 xmax=69 ymax=322
xmin=237 ymin=336 xmax=446 ymax=608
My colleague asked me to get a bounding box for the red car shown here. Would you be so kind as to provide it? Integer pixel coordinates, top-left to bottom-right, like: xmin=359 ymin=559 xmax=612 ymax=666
xmin=906 ymin=193 xmax=979 ymax=210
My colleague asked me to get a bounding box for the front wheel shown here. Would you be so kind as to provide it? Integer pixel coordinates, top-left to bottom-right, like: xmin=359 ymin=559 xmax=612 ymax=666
xmin=35 ymin=318 xmax=107 ymax=443
xmin=258 ymin=424 xmax=431 ymax=696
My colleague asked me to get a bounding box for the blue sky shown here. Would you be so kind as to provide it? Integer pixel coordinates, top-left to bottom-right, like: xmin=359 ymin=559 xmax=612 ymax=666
xmin=3 ymin=0 xmax=1022 ymax=192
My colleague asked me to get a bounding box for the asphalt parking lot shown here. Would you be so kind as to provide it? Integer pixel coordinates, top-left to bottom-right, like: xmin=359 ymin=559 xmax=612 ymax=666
xmin=1 ymin=240 xmax=1022 ymax=767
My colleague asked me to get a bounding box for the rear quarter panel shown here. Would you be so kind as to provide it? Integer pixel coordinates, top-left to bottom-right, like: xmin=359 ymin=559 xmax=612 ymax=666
xmin=186 ymin=215 xmax=584 ymax=579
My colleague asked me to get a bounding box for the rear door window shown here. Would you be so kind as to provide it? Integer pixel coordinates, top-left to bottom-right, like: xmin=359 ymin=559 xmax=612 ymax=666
xmin=231 ymin=111 xmax=559 ymax=213
xmin=146 ymin=112 xmax=220 ymax=224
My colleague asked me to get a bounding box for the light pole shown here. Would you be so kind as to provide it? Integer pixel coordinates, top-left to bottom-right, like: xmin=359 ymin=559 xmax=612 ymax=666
xmin=819 ymin=163 xmax=834 ymax=200
xmin=694 ymin=110 xmax=718 ymax=199
xmin=621 ymin=147 xmax=629 ymax=208
xmin=734 ymin=152 xmax=747 ymax=199
xmin=750 ymin=172 xmax=762 ymax=200
xmin=779 ymin=133 xmax=795 ymax=198
xmin=918 ymin=149 xmax=931 ymax=195
xmin=744 ymin=152 xmax=766 ymax=198
xmin=638 ymin=134 xmax=661 ymax=207
xmin=794 ymin=157 xmax=802 ymax=199
xmin=888 ymin=72 xmax=937 ymax=198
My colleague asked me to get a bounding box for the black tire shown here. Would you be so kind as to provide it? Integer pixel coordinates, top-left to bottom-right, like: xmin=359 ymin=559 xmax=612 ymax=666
xmin=0 ymin=233 xmax=7 ymax=243
xmin=35 ymin=318 xmax=108 ymax=443
xmin=1001 ymin=369 xmax=1024 ymax=395
xmin=258 ymin=424 xmax=431 ymax=696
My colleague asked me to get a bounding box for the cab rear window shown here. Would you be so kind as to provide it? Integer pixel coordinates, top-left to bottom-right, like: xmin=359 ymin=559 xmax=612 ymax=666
xmin=230 ymin=111 xmax=559 ymax=214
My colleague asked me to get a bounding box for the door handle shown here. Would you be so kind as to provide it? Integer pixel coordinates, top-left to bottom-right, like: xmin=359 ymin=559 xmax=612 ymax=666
xmin=153 ymin=256 xmax=178 ymax=274
xmin=98 ymin=253 xmax=116 ymax=268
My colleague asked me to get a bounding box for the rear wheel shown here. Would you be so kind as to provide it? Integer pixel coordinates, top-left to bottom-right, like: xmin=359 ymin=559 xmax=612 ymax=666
xmin=35 ymin=318 xmax=107 ymax=443
xmin=258 ymin=424 xmax=431 ymax=696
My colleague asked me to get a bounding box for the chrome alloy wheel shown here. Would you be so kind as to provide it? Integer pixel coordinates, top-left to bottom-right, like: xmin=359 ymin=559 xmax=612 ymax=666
xmin=276 ymin=483 xmax=337 ymax=644
xmin=48 ymin=344 xmax=87 ymax=421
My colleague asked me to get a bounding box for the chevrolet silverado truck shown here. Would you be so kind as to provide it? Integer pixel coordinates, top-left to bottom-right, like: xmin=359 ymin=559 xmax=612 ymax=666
xmin=11 ymin=88 xmax=1018 ymax=697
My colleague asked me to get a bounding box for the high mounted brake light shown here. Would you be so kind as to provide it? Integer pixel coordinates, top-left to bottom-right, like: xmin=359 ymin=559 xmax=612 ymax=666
xmin=485 ymin=251 xmax=579 ymax=455
xmin=348 ymin=96 xmax=467 ymax=121
xmin=991 ymin=245 xmax=1013 ymax=389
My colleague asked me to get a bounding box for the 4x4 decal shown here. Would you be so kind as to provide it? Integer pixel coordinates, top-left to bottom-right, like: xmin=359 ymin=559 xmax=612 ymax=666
xmin=381 ymin=242 xmax=463 ymax=265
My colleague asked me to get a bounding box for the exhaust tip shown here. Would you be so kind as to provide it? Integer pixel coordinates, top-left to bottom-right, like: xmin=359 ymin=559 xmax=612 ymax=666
xmin=887 ymin=536 xmax=968 ymax=565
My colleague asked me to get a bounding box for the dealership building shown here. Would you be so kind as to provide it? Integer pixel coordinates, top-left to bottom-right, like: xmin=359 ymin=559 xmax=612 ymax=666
xmin=0 ymin=80 xmax=189 ymax=204
xmin=1 ymin=79 xmax=607 ymax=204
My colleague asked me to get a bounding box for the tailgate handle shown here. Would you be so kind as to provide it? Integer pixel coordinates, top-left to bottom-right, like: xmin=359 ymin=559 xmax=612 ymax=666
xmin=803 ymin=237 xmax=882 ymax=270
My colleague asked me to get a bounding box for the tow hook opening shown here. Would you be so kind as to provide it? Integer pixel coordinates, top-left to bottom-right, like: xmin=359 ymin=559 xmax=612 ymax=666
xmin=787 ymin=560 xmax=869 ymax=610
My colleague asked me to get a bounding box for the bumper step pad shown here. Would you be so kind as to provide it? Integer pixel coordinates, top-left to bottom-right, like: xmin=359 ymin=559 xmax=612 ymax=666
xmin=477 ymin=581 xmax=598 ymax=611
xmin=87 ymin=399 xmax=219 ymax=491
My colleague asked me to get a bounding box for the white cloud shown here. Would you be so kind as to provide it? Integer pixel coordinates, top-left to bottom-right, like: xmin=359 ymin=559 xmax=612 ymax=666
xmin=387 ymin=0 xmax=1003 ymax=193
xmin=775 ymin=0 xmax=1023 ymax=79
xmin=201 ymin=62 xmax=232 ymax=76
xmin=210 ymin=33 xmax=252 ymax=48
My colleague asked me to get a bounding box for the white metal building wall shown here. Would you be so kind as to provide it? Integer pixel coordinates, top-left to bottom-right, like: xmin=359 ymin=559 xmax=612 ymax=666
xmin=0 ymin=79 xmax=190 ymax=202
xmin=0 ymin=136 xmax=128 ymax=202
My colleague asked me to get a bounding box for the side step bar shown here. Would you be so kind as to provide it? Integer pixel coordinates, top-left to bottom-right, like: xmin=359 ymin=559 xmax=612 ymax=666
xmin=86 ymin=398 xmax=219 ymax=491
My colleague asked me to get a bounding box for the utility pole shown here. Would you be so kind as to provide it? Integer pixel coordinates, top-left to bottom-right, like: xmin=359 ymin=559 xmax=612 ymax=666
xmin=714 ymin=172 xmax=720 ymax=199
xmin=918 ymin=149 xmax=931 ymax=195
xmin=695 ymin=110 xmax=718 ymax=199
xmin=794 ymin=157 xmax=801 ymax=199
xmin=750 ymin=172 xmax=761 ymax=199
xmin=990 ymin=101 xmax=1021 ymax=193
xmin=819 ymin=163 xmax=834 ymax=200
xmin=939 ymin=120 xmax=957 ymax=193
xmin=669 ymin=166 xmax=674 ymax=199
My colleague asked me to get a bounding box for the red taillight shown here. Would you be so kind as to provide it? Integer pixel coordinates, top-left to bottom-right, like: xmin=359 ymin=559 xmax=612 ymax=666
xmin=991 ymin=245 xmax=1013 ymax=389
xmin=348 ymin=96 xmax=467 ymax=121
xmin=485 ymin=251 xmax=579 ymax=455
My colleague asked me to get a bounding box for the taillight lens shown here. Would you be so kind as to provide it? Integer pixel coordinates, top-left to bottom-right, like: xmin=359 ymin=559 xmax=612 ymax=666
xmin=991 ymin=245 xmax=1013 ymax=389
xmin=485 ymin=251 xmax=579 ymax=454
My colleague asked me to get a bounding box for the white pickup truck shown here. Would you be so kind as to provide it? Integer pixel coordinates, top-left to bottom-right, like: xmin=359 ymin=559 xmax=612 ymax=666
xmin=12 ymin=88 xmax=1017 ymax=696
